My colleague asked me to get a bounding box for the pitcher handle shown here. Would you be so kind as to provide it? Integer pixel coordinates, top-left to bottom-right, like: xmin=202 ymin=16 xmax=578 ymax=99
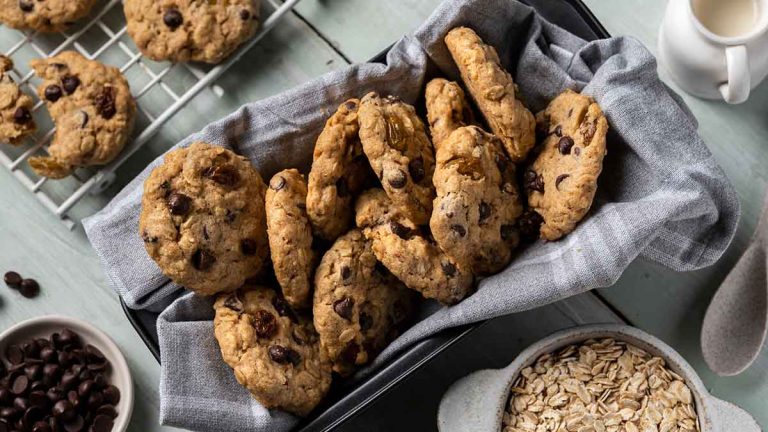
xmin=719 ymin=45 xmax=751 ymax=104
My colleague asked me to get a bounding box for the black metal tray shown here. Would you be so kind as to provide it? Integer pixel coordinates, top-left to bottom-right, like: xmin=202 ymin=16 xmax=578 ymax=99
xmin=121 ymin=1 xmax=610 ymax=430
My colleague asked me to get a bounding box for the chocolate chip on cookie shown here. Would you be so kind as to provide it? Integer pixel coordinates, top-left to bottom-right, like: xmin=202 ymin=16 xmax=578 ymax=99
xmin=0 ymin=55 xmax=36 ymax=145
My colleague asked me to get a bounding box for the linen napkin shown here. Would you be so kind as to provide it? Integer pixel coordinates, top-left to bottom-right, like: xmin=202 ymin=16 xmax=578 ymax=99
xmin=83 ymin=0 xmax=740 ymax=430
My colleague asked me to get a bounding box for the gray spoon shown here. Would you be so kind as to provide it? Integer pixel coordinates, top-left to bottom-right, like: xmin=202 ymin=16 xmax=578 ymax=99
xmin=702 ymin=195 xmax=768 ymax=376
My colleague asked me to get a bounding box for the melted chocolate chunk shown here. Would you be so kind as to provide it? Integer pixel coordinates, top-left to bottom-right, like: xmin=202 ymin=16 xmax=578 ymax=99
xmin=167 ymin=192 xmax=191 ymax=216
xmin=389 ymin=221 xmax=412 ymax=240
xmin=523 ymin=170 xmax=544 ymax=193
xmin=333 ymin=297 xmax=354 ymax=320
xmin=408 ymin=157 xmax=425 ymax=183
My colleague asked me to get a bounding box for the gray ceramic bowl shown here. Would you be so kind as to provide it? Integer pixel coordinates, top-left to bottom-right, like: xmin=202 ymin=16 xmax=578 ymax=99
xmin=438 ymin=324 xmax=760 ymax=432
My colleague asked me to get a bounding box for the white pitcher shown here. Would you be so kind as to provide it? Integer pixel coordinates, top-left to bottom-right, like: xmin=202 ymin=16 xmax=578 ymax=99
xmin=658 ymin=0 xmax=768 ymax=104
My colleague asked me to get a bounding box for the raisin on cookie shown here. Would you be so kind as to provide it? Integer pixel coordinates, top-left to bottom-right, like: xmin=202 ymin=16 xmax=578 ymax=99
xmin=358 ymin=92 xmax=436 ymax=225
xmin=139 ymin=142 xmax=269 ymax=296
xmin=0 ymin=0 xmax=96 ymax=32
xmin=28 ymin=51 xmax=136 ymax=179
xmin=431 ymin=126 xmax=523 ymax=274
xmin=445 ymin=27 xmax=536 ymax=162
xmin=356 ymin=189 xmax=473 ymax=305
xmin=124 ymin=0 xmax=260 ymax=64
xmin=0 ymin=55 xmax=36 ymax=145
xmin=313 ymin=229 xmax=416 ymax=376
xmin=424 ymin=78 xmax=473 ymax=150
xmin=525 ymin=89 xmax=608 ymax=241
xmin=307 ymin=98 xmax=372 ymax=241
xmin=214 ymin=286 xmax=332 ymax=417
xmin=266 ymin=169 xmax=315 ymax=309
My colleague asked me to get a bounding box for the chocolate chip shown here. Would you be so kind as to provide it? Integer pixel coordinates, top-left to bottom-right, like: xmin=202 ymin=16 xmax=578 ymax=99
xmin=408 ymin=157 xmax=425 ymax=183
xmin=269 ymin=176 xmax=285 ymax=191
xmin=340 ymin=343 xmax=359 ymax=364
xmin=44 ymin=85 xmax=62 ymax=102
xmin=18 ymin=0 xmax=33 ymax=11
xmin=240 ymin=238 xmax=258 ymax=256
xmin=24 ymin=364 xmax=42 ymax=380
xmin=518 ymin=210 xmax=543 ymax=243
xmin=223 ymin=293 xmax=243 ymax=312
xmin=441 ymin=261 xmax=457 ymax=277
xmin=501 ymin=224 xmax=518 ymax=241
xmin=250 ymin=310 xmax=277 ymax=339
xmin=163 ymin=8 xmax=183 ymax=29
xmin=5 ymin=345 xmax=23 ymax=365
xmin=94 ymin=87 xmax=116 ymax=119
xmin=268 ymin=345 xmax=300 ymax=366
xmin=23 ymin=406 xmax=45 ymax=428
xmin=61 ymin=76 xmax=80 ymax=95
xmin=102 ymin=385 xmax=120 ymax=405
xmin=479 ymin=202 xmax=491 ymax=223
xmin=389 ymin=221 xmax=412 ymax=240
xmin=76 ymin=380 xmax=93 ymax=398
xmin=19 ymin=279 xmax=39 ymax=298
xmin=555 ymin=174 xmax=570 ymax=190
xmin=554 ymin=125 xmax=563 ymax=137
xmin=335 ymin=177 xmax=349 ymax=197
xmin=359 ymin=312 xmax=373 ymax=331
xmin=387 ymin=170 xmax=407 ymax=189
xmin=42 ymin=364 xmax=59 ymax=380
xmin=166 ymin=192 xmax=191 ymax=216
xmin=62 ymin=414 xmax=84 ymax=432
xmin=11 ymin=375 xmax=28 ymax=395
xmin=271 ymin=296 xmax=296 ymax=321
xmin=4 ymin=272 xmax=22 ymax=289
xmin=450 ymin=225 xmax=466 ymax=237
xmin=46 ymin=387 xmax=65 ymax=403
xmin=90 ymin=414 xmax=113 ymax=432
xmin=0 ymin=389 xmax=11 ymax=405
xmin=203 ymin=165 xmax=239 ymax=186
xmin=59 ymin=329 xmax=78 ymax=347
xmin=333 ymin=297 xmax=354 ymax=320
xmin=13 ymin=397 xmax=27 ymax=412
xmin=191 ymin=249 xmax=215 ymax=271
xmin=13 ymin=107 xmax=31 ymax=125
xmin=94 ymin=405 xmax=117 ymax=419
xmin=495 ymin=153 xmax=509 ymax=174
xmin=340 ymin=265 xmax=352 ymax=281
xmin=523 ymin=170 xmax=544 ymax=193
xmin=239 ymin=9 xmax=251 ymax=20
xmin=32 ymin=421 xmax=51 ymax=432
xmin=558 ymin=136 xmax=574 ymax=155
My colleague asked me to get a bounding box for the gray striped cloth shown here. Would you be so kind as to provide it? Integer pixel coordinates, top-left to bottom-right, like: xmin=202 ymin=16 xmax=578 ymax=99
xmin=83 ymin=0 xmax=740 ymax=430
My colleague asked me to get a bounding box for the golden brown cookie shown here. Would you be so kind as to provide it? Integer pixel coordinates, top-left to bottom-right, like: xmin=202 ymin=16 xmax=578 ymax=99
xmin=214 ymin=286 xmax=332 ymax=417
xmin=0 ymin=0 xmax=96 ymax=32
xmin=266 ymin=169 xmax=314 ymax=309
xmin=0 ymin=55 xmax=36 ymax=145
xmin=356 ymin=189 xmax=473 ymax=305
xmin=431 ymin=126 xmax=523 ymax=274
xmin=524 ymin=89 xmax=608 ymax=240
xmin=445 ymin=27 xmax=536 ymax=162
xmin=424 ymin=78 xmax=473 ymax=150
xmin=139 ymin=142 xmax=269 ymax=296
xmin=307 ymin=98 xmax=373 ymax=241
xmin=313 ymin=229 xmax=416 ymax=376
xmin=28 ymin=52 xmax=136 ymax=179
xmin=358 ymin=92 xmax=436 ymax=225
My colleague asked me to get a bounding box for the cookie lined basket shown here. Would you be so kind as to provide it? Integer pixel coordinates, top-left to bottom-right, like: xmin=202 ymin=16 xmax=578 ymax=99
xmin=0 ymin=0 xmax=302 ymax=229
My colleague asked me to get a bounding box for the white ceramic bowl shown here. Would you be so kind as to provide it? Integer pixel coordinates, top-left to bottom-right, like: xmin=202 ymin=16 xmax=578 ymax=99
xmin=0 ymin=315 xmax=134 ymax=432
xmin=438 ymin=324 xmax=760 ymax=432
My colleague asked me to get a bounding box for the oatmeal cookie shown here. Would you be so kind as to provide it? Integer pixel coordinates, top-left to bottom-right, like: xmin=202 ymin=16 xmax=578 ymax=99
xmin=28 ymin=51 xmax=136 ymax=179
xmin=139 ymin=142 xmax=269 ymax=296
xmin=124 ymin=0 xmax=261 ymax=64
xmin=431 ymin=126 xmax=523 ymax=274
xmin=445 ymin=27 xmax=536 ymax=162
xmin=307 ymin=98 xmax=373 ymax=241
xmin=358 ymin=92 xmax=436 ymax=224
xmin=313 ymin=229 xmax=415 ymax=376
xmin=0 ymin=56 xmax=36 ymax=145
xmin=214 ymin=286 xmax=332 ymax=417
xmin=0 ymin=0 xmax=96 ymax=32
xmin=266 ymin=169 xmax=314 ymax=309
xmin=424 ymin=78 xmax=473 ymax=150
xmin=356 ymin=189 xmax=473 ymax=305
xmin=525 ymin=89 xmax=608 ymax=240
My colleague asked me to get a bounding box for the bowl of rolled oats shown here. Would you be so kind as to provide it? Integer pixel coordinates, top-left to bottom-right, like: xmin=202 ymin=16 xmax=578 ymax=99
xmin=437 ymin=324 xmax=759 ymax=432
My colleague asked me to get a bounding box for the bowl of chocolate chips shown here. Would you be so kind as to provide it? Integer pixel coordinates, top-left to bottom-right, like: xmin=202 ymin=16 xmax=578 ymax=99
xmin=0 ymin=316 xmax=133 ymax=432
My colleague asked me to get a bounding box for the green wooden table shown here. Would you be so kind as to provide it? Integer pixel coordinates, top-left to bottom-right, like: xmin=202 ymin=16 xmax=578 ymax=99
xmin=1 ymin=0 xmax=766 ymax=430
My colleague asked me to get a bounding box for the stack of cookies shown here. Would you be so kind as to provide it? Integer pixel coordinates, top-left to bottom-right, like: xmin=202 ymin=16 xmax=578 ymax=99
xmin=137 ymin=26 xmax=609 ymax=416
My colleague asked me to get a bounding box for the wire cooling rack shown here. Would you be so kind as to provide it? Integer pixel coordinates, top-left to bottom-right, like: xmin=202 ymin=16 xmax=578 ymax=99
xmin=0 ymin=0 xmax=302 ymax=229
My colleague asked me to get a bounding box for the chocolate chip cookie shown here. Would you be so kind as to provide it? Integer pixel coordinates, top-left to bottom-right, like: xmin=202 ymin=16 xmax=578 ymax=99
xmin=214 ymin=286 xmax=332 ymax=417
xmin=431 ymin=126 xmax=523 ymax=274
xmin=266 ymin=169 xmax=314 ymax=309
xmin=445 ymin=27 xmax=536 ymax=162
xmin=358 ymin=92 xmax=436 ymax=224
xmin=0 ymin=56 xmax=36 ymax=145
xmin=139 ymin=142 xmax=269 ymax=296
xmin=0 ymin=0 xmax=97 ymax=32
xmin=28 ymin=52 xmax=136 ymax=179
xmin=356 ymin=188 xmax=473 ymax=305
xmin=425 ymin=78 xmax=473 ymax=150
xmin=525 ymin=89 xmax=608 ymax=241
xmin=313 ymin=229 xmax=415 ymax=376
xmin=307 ymin=98 xmax=373 ymax=241
xmin=124 ymin=0 xmax=260 ymax=64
